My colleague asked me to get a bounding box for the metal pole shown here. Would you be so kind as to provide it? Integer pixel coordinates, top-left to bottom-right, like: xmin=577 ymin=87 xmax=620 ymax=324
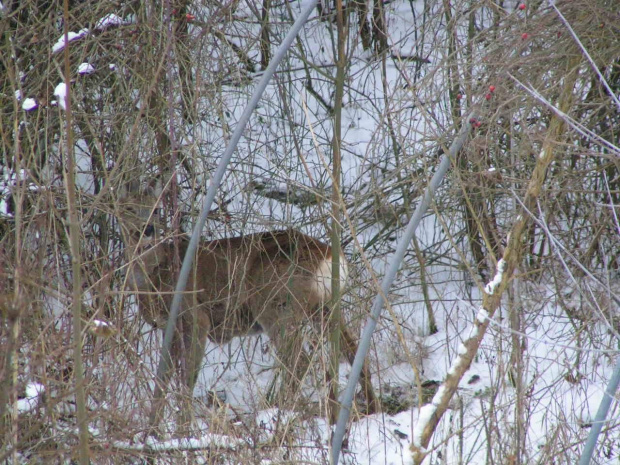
xmin=148 ymin=0 xmax=319 ymax=428
xmin=331 ymin=114 xmax=475 ymax=463
xmin=578 ymin=351 xmax=620 ymax=465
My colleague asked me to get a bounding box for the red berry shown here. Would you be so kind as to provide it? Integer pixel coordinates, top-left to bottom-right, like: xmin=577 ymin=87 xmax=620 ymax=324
xmin=489 ymin=85 xmax=496 ymax=93
xmin=485 ymin=93 xmax=492 ymax=101
xmin=518 ymin=3 xmax=526 ymax=10
xmin=469 ymin=118 xmax=478 ymax=125
xmin=521 ymin=32 xmax=529 ymax=40
xmin=185 ymin=13 xmax=195 ymax=22
xmin=456 ymin=93 xmax=463 ymax=100
xmin=474 ymin=121 xmax=482 ymax=128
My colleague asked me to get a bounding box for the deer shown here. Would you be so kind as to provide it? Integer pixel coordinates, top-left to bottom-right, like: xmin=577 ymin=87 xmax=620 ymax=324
xmin=119 ymin=189 xmax=379 ymax=426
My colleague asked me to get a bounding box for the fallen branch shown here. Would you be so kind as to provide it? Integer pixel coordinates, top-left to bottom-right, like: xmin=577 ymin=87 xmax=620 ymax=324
xmin=113 ymin=434 xmax=245 ymax=452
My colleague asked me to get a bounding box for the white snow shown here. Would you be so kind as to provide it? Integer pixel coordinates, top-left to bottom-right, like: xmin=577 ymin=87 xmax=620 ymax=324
xmin=432 ymin=384 xmax=448 ymax=406
xmin=52 ymin=28 xmax=90 ymax=53
xmin=51 ymin=13 xmax=130 ymax=54
xmin=0 ymin=199 xmax=10 ymax=217
xmin=447 ymin=340 xmax=471 ymax=377
xmin=114 ymin=434 xmax=245 ymax=451
xmin=90 ymin=319 xmax=115 ymax=337
xmin=457 ymin=342 xmax=468 ymax=356
xmin=95 ymin=13 xmax=125 ymax=31
xmin=78 ymin=63 xmax=95 ymax=75
xmin=413 ymin=404 xmax=436 ymax=448
xmin=53 ymin=83 xmax=68 ymax=110
xmin=484 ymin=258 xmax=507 ymax=294
xmin=14 ymin=89 xmax=22 ymax=100
xmin=22 ymin=98 xmax=38 ymax=111
xmin=17 ymin=383 xmax=44 ymax=413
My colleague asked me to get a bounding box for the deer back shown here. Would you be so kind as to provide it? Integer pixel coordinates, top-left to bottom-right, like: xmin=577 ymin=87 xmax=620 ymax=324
xmin=191 ymin=230 xmax=348 ymax=342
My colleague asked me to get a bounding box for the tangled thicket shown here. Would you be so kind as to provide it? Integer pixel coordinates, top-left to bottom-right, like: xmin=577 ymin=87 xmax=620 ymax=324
xmin=1 ymin=0 xmax=619 ymax=463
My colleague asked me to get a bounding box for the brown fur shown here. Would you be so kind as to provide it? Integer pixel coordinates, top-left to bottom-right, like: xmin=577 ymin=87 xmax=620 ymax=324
xmin=121 ymin=194 xmax=378 ymax=423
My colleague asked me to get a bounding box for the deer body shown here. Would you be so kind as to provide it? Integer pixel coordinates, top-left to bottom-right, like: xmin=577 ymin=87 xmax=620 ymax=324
xmin=122 ymin=197 xmax=378 ymax=422
xmin=128 ymin=230 xmax=345 ymax=343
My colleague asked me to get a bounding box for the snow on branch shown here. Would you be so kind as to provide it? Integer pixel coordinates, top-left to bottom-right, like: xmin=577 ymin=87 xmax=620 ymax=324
xmin=51 ymin=12 xmax=132 ymax=54
xmin=95 ymin=13 xmax=127 ymax=31
xmin=411 ymin=67 xmax=580 ymax=464
xmin=52 ymin=29 xmax=90 ymax=54
xmin=112 ymin=434 xmax=246 ymax=452
xmin=53 ymin=83 xmax=68 ymax=110
xmin=484 ymin=259 xmax=507 ymax=295
xmin=17 ymin=383 xmax=45 ymax=413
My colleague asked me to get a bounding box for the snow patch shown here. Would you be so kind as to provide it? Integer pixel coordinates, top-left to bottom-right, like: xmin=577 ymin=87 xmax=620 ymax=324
xmin=484 ymin=258 xmax=507 ymax=295
xmin=95 ymin=13 xmax=126 ymax=30
xmin=413 ymin=403 xmax=436 ymax=448
xmin=53 ymin=83 xmax=68 ymax=110
xmin=90 ymin=318 xmax=115 ymax=337
xmin=431 ymin=384 xmax=448 ymax=406
xmin=22 ymin=98 xmax=38 ymax=111
xmin=476 ymin=307 xmax=489 ymax=323
xmin=52 ymin=29 xmax=90 ymax=53
xmin=114 ymin=434 xmax=245 ymax=452
xmin=466 ymin=323 xmax=479 ymax=339
xmin=1 ymin=199 xmax=12 ymax=218
xmin=1 ymin=168 xmax=33 ymax=217
xmin=78 ymin=63 xmax=95 ymax=75
xmin=17 ymin=383 xmax=45 ymax=413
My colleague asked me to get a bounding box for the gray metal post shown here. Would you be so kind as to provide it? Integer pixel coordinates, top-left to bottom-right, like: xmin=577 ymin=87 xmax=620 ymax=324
xmin=578 ymin=351 xmax=620 ymax=465
xmin=331 ymin=114 xmax=475 ymax=464
xmin=148 ymin=0 xmax=319 ymax=428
